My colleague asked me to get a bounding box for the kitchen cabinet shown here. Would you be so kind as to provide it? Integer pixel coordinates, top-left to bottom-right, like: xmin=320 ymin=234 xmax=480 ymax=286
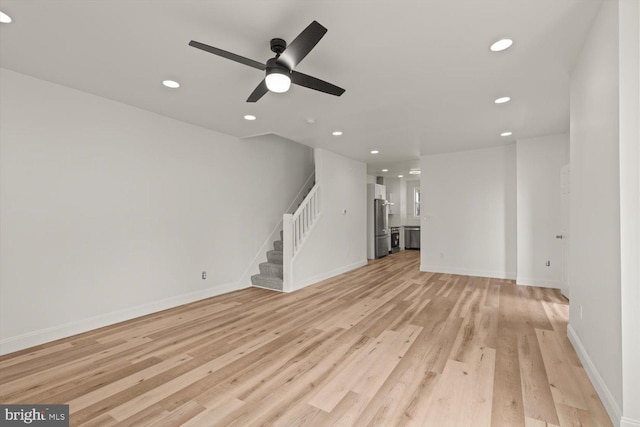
xmin=388 ymin=191 xmax=398 ymax=214
xmin=385 ymin=178 xmax=404 ymax=215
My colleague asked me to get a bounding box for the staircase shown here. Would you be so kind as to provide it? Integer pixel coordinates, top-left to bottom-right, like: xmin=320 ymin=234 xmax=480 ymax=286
xmin=250 ymin=230 xmax=284 ymax=291
xmin=250 ymin=177 xmax=319 ymax=292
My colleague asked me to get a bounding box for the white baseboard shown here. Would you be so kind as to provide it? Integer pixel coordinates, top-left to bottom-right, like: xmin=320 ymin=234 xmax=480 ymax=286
xmin=567 ymin=324 xmax=621 ymax=426
xmin=622 ymin=417 xmax=640 ymax=427
xmin=420 ymin=264 xmax=517 ymax=280
xmin=516 ymin=276 xmax=563 ymax=289
xmin=292 ymin=259 xmax=368 ymax=292
xmin=0 ymin=281 xmax=244 ymax=356
xmin=251 ymin=284 xmax=285 ymax=293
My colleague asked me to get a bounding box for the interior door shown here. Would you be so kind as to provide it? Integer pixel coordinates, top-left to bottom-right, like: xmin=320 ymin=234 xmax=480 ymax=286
xmin=560 ymin=164 xmax=570 ymax=298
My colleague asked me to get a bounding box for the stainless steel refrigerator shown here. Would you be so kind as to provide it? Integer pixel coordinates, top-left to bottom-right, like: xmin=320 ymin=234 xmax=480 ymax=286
xmin=374 ymin=199 xmax=389 ymax=258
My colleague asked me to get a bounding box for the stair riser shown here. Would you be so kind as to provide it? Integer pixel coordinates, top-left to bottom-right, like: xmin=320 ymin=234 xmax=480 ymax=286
xmin=267 ymin=251 xmax=283 ymax=264
xmin=259 ymin=263 xmax=283 ymax=278
xmin=273 ymin=240 xmax=283 ymax=251
xmin=251 ymin=274 xmax=283 ymax=291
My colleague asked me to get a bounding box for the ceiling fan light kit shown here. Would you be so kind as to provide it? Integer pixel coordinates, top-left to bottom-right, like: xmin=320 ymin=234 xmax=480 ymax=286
xmin=189 ymin=21 xmax=345 ymax=102
xmin=265 ymin=58 xmax=291 ymax=93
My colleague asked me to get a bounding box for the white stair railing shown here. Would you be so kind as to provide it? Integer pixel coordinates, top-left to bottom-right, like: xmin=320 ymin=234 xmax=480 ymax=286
xmin=283 ymin=183 xmax=320 ymax=291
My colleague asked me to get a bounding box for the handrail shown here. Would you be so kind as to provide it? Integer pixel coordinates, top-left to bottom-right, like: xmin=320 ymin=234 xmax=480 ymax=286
xmin=288 ymin=172 xmax=316 ymax=214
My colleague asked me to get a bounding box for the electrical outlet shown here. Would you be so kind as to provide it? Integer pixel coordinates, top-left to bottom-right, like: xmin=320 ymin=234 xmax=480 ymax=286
xmin=202 ymin=271 xmax=207 ymax=280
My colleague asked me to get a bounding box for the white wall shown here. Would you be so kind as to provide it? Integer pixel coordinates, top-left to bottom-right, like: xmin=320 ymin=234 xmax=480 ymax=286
xmin=568 ymin=1 xmax=623 ymax=422
xmin=618 ymin=0 xmax=640 ymax=424
xmin=516 ymin=134 xmax=569 ymax=288
xmin=420 ymin=145 xmax=517 ymax=278
xmin=291 ymin=149 xmax=367 ymax=289
xmin=0 ymin=68 xmax=314 ymax=354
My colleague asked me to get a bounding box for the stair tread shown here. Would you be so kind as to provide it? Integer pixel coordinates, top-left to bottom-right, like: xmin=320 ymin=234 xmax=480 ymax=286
xmin=251 ymin=274 xmax=283 ymax=282
xmin=251 ymin=274 xmax=283 ymax=291
xmin=259 ymin=261 xmax=283 ymax=267
xmin=266 ymin=249 xmax=283 ymax=266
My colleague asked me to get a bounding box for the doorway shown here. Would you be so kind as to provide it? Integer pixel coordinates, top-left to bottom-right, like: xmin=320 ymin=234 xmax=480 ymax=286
xmin=560 ymin=164 xmax=570 ymax=298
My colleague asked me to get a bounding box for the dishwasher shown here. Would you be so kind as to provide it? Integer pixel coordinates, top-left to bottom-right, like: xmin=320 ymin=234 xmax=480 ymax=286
xmin=404 ymin=226 xmax=420 ymax=249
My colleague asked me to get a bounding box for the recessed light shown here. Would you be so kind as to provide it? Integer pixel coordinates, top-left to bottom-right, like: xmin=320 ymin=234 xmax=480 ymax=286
xmin=398 ymin=175 xmax=404 ymax=178
xmin=0 ymin=11 xmax=12 ymax=23
xmin=162 ymin=80 xmax=180 ymax=89
xmin=494 ymin=96 xmax=511 ymax=104
xmin=332 ymin=131 xmax=343 ymax=136
xmin=244 ymin=114 xmax=256 ymax=121
xmin=409 ymin=170 xmax=421 ymax=175
xmin=490 ymin=38 xmax=513 ymax=52
xmin=370 ymin=150 xmax=379 ymax=154
xmin=382 ymin=169 xmax=389 ymax=172
xmin=501 ymin=131 xmax=513 ymax=136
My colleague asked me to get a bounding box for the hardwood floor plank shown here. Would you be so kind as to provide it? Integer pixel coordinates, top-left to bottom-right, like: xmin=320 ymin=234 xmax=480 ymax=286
xmin=351 ymin=324 xmax=422 ymax=396
xmin=536 ymin=328 xmax=589 ymax=410
xmin=492 ymin=333 xmax=526 ymax=427
xmin=420 ymin=347 xmax=495 ymax=427
xmin=180 ymin=398 xmax=245 ymax=427
xmin=518 ymin=333 xmax=560 ymax=425
xmin=67 ymin=354 xmax=192 ymax=412
xmin=107 ymin=332 xmax=284 ymax=421
xmin=571 ymin=366 xmax=614 ymax=427
xmin=0 ymin=251 xmax=612 ymax=426
xmin=524 ymin=416 xmax=560 ymax=427
xmin=555 ymin=402 xmax=601 ymax=427
xmin=308 ymin=329 xmax=400 ymax=412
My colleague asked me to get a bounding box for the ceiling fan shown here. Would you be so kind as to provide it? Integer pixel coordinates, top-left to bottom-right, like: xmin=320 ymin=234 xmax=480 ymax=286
xmin=189 ymin=21 xmax=345 ymax=102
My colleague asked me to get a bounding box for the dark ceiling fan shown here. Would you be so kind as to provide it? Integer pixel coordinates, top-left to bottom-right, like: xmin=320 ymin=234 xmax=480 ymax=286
xmin=189 ymin=21 xmax=345 ymax=102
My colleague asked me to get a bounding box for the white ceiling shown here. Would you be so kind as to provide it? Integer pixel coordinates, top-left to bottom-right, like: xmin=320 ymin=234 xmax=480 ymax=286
xmin=0 ymin=0 xmax=601 ymax=176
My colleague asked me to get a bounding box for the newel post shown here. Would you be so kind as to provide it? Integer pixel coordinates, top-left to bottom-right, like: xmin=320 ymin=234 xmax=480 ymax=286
xmin=282 ymin=214 xmax=294 ymax=292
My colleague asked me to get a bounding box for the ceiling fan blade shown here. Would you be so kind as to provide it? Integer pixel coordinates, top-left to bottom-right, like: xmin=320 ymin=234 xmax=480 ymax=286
xmin=246 ymin=79 xmax=269 ymax=102
xmin=291 ymin=71 xmax=345 ymax=97
xmin=189 ymin=40 xmax=266 ymax=71
xmin=277 ymin=21 xmax=327 ymax=70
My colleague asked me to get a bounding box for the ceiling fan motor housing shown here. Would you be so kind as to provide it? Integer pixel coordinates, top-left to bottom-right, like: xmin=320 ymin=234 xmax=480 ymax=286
xmin=270 ymin=38 xmax=287 ymax=55
xmin=266 ymin=57 xmax=290 ymax=74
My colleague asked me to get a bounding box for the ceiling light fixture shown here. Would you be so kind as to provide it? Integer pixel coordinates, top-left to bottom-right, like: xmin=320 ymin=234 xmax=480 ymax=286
xmin=332 ymin=131 xmax=343 ymax=136
xmin=370 ymin=150 xmax=379 ymax=154
xmin=265 ymin=59 xmax=291 ymax=93
xmin=490 ymin=38 xmax=513 ymax=52
xmin=162 ymin=80 xmax=180 ymax=89
xmin=0 ymin=11 xmax=12 ymax=23
xmin=382 ymin=169 xmax=389 ymax=172
xmin=494 ymin=96 xmax=511 ymax=104
xmin=501 ymin=131 xmax=513 ymax=136
xmin=409 ymin=170 xmax=421 ymax=175
xmin=398 ymin=175 xmax=404 ymax=178
xmin=244 ymin=115 xmax=256 ymax=121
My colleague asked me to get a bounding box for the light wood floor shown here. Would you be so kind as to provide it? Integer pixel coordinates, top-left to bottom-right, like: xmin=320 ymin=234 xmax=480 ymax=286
xmin=0 ymin=251 xmax=612 ymax=426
